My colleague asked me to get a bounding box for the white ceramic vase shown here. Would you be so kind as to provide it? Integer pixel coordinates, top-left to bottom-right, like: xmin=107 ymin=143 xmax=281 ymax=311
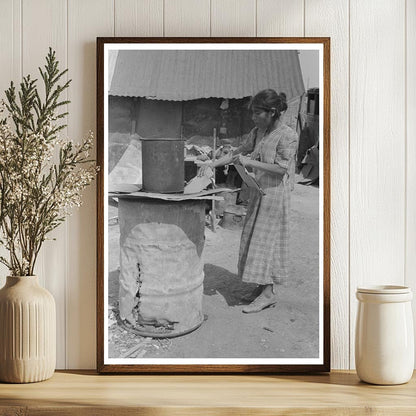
xmin=355 ymin=285 xmax=414 ymax=385
xmin=0 ymin=276 xmax=56 ymax=383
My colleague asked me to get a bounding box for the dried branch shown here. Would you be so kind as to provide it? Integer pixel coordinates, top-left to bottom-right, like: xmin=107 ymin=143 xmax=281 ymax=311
xmin=0 ymin=49 xmax=97 ymax=276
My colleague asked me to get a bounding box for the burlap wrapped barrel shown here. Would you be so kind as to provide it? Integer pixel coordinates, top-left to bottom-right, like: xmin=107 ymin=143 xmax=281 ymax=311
xmin=118 ymin=197 xmax=205 ymax=337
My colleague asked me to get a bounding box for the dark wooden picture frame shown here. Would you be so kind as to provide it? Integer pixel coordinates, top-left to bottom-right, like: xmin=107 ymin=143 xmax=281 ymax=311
xmin=97 ymin=37 xmax=330 ymax=373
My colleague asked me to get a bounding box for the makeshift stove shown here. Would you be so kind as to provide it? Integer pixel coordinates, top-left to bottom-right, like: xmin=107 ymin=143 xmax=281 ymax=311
xmin=109 ymin=137 xmax=236 ymax=337
xmin=110 ymin=185 xmax=233 ymax=338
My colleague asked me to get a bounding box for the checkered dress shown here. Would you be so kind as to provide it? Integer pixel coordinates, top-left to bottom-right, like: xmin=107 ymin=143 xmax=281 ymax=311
xmin=237 ymin=122 xmax=299 ymax=285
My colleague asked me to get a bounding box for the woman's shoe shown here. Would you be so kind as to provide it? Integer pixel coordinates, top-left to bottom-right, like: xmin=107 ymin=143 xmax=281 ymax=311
xmin=242 ymin=293 xmax=278 ymax=313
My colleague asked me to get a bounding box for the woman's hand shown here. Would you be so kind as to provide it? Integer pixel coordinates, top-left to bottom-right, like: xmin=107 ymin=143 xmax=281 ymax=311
xmin=230 ymin=153 xmax=240 ymax=164
xmin=237 ymin=155 xmax=252 ymax=168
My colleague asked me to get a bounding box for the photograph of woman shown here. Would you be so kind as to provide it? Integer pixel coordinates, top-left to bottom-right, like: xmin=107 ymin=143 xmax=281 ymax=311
xmin=105 ymin=46 xmax=322 ymax=363
xmin=197 ymin=89 xmax=299 ymax=314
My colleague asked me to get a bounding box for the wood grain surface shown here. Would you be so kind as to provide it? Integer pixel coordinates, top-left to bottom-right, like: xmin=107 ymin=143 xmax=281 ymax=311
xmin=406 ymin=0 xmax=416 ymax=367
xmin=22 ymin=0 xmax=68 ymax=369
xmin=0 ymin=371 xmax=415 ymax=415
xmin=257 ymin=0 xmax=304 ymax=37
xmin=349 ymin=0 xmax=406 ymax=369
xmin=164 ymin=0 xmax=211 ymax=37
xmin=211 ymin=0 xmax=256 ymax=37
xmin=67 ymin=0 xmax=113 ymax=370
xmin=0 ymin=0 xmax=21 ymax=289
xmin=0 ymin=0 xmax=414 ymax=371
xmin=305 ymin=0 xmax=350 ymax=372
xmin=115 ymin=0 xmax=163 ymax=37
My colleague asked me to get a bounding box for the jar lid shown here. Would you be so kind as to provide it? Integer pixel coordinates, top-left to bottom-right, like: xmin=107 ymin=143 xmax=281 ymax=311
xmin=356 ymin=285 xmax=411 ymax=294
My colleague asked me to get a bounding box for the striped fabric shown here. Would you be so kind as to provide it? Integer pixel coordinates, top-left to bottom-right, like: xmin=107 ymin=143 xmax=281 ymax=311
xmin=237 ymin=122 xmax=299 ymax=285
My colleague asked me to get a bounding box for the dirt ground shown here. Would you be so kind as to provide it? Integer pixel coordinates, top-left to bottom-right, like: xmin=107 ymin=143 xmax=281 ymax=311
xmin=107 ymin=180 xmax=319 ymax=359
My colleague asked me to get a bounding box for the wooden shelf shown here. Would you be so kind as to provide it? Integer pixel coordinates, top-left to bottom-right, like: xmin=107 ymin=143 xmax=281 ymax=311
xmin=0 ymin=370 xmax=415 ymax=415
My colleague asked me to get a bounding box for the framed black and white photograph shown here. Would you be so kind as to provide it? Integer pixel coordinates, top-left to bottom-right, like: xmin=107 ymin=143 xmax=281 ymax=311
xmin=96 ymin=37 xmax=330 ymax=373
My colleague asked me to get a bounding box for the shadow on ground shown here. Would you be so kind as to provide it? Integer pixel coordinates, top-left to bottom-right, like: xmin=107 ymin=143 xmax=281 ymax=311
xmin=203 ymin=263 xmax=258 ymax=307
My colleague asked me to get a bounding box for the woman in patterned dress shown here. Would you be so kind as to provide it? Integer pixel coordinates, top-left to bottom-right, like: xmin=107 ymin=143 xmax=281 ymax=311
xmin=198 ymin=89 xmax=299 ymax=313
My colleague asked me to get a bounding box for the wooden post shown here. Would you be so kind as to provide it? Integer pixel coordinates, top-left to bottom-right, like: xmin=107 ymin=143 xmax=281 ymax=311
xmin=211 ymin=128 xmax=217 ymax=232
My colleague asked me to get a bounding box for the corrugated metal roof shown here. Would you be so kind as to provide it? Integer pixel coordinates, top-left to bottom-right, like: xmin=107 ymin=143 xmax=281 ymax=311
xmin=110 ymin=50 xmax=305 ymax=101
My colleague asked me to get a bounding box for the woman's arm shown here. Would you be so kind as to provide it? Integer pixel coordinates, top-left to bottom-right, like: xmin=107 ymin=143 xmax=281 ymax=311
xmin=212 ymin=152 xmax=234 ymax=168
xmin=195 ymin=129 xmax=257 ymax=172
xmin=239 ymin=129 xmax=299 ymax=177
xmin=238 ymin=155 xmax=286 ymax=176
xmin=194 ymin=152 xmax=233 ymax=172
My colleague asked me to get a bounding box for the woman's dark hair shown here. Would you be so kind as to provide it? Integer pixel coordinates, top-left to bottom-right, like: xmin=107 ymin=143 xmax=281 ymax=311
xmin=249 ymin=89 xmax=288 ymax=119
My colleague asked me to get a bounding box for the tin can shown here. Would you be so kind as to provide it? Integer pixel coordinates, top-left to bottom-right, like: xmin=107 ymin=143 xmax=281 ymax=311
xmin=141 ymin=137 xmax=185 ymax=193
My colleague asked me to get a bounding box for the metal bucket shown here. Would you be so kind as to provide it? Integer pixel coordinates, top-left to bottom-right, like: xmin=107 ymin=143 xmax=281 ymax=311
xmin=220 ymin=204 xmax=246 ymax=230
xmin=118 ymin=198 xmax=205 ymax=337
xmin=141 ymin=138 xmax=185 ymax=193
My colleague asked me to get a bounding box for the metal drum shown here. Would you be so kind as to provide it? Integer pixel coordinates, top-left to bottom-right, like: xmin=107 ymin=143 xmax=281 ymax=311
xmin=141 ymin=138 xmax=185 ymax=193
xmin=118 ymin=197 xmax=205 ymax=338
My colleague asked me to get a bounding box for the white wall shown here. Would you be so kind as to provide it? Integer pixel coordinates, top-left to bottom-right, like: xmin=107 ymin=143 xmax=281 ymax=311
xmin=0 ymin=0 xmax=414 ymax=370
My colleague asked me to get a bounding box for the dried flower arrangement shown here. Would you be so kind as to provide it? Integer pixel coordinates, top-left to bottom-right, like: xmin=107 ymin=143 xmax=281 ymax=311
xmin=0 ymin=48 xmax=97 ymax=276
